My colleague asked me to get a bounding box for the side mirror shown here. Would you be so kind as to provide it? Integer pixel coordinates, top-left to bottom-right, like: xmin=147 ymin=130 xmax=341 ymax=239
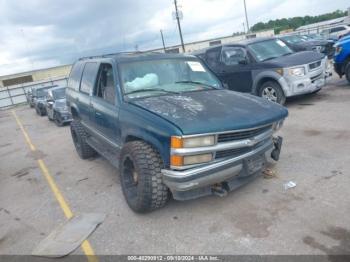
xmin=238 ymin=59 xmax=248 ymax=65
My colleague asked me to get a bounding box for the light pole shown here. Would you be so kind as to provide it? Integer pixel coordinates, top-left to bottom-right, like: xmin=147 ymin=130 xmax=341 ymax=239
xmin=160 ymin=30 xmax=166 ymax=52
xmin=243 ymin=0 xmax=250 ymax=33
xmin=174 ymin=0 xmax=185 ymax=53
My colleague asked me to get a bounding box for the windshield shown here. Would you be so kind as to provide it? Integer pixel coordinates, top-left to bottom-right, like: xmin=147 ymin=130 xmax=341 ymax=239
xmin=52 ymin=88 xmax=66 ymax=100
xmin=280 ymin=35 xmax=305 ymax=44
xmin=119 ymin=58 xmax=221 ymax=98
xmin=36 ymin=88 xmax=49 ymax=97
xmin=248 ymin=39 xmax=294 ymax=62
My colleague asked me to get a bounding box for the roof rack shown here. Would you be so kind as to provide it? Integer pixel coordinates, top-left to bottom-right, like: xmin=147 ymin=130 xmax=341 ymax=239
xmin=78 ymin=50 xmax=164 ymax=61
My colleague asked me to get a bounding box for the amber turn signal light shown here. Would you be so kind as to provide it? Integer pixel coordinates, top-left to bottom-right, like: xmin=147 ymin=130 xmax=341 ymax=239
xmin=170 ymin=155 xmax=183 ymax=166
xmin=171 ymin=136 xmax=183 ymax=148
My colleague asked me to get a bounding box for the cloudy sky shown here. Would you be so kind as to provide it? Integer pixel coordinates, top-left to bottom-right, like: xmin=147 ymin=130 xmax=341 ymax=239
xmin=0 ymin=0 xmax=349 ymax=76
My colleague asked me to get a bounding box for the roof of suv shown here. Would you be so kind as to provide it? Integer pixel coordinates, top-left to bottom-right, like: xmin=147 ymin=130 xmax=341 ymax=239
xmin=78 ymin=51 xmax=197 ymax=63
xmin=192 ymin=37 xmax=275 ymax=55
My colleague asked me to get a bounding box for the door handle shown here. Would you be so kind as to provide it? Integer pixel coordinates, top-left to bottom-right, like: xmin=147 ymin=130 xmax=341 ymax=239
xmin=95 ymin=111 xmax=102 ymax=117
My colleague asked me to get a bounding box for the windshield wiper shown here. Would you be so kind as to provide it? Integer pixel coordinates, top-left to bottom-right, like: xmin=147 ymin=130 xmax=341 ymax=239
xmin=125 ymin=88 xmax=179 ymax=95
xmin=175 ymin=81 xmax=217 ymax=89
xmin=282 ymin=52 xmax=293 ymax=56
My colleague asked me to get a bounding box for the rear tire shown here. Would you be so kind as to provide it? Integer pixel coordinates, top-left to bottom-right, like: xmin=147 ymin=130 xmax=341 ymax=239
xmin=345 ymin=62 xmax=350 ymax=84
xmin=259 ymin=81 xmax=286 ymax=105
xmin=70 ymin=120 xmax=96 ymax=159
xmin=119 ymin=141 xmax=169 ymax=213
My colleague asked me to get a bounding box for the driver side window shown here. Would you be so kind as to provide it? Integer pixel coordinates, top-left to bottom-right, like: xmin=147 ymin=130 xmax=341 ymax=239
xmin=94 ymin=63 xmax=116 ymax=105
xmin=220 ymin=47 xmax=247 ymax=66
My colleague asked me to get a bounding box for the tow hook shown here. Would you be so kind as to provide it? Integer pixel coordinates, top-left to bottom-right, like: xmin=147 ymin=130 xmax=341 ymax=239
xmin=271 ymin=136 xmax=283 ymax=161
xmin=212 ymin=184 xmax=228 ymax=197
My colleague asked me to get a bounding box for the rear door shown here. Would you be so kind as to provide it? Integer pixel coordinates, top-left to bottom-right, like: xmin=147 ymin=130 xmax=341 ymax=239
xmin=216 ymin=46 xmax=253 ymax=93
xmin=79 ymin=62 xmax=99 ymax=127
xmin=90 ymin=62 xmax=120 ymax=148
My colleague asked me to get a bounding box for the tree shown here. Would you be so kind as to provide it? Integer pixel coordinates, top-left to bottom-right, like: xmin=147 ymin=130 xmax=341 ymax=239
xmin=250 ymin=9 xmax=348 ymax=33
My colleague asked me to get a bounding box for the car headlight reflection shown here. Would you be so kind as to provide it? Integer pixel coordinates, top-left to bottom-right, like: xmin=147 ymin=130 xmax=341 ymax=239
xmin=289 ymin=67 xmax=305 ymax=77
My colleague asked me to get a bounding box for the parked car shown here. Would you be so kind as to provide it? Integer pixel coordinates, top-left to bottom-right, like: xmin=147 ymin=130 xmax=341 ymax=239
xmin=279 ymin=34 xmax=335 ymax=58
xmin=32 ymin=86 xmax=54 ymax=116
xmin=25 ymin=87 xmax=34 ymax=107
xmin=193 ymin=38 xmax=327 ymax=104
xmin=66 ymin=52 xmax=288 ymax=213
xmin=333 ymin=36 xmax=350 ymax=83
xmin=321 ymin=25 xmax=350 ymax=40
xmin=46 ymin=86 xmax=72 ymax=126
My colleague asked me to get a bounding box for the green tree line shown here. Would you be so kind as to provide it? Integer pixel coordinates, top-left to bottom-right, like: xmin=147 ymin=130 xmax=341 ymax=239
xmin=251 ymin=10 xmax=348 ymax=34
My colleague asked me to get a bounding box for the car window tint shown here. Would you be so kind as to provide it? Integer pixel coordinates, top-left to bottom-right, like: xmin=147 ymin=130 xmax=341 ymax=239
xmin=220 ymin=47 xmax=246 ymax=66
xmin=68 ymin=62 xmax=84 ymax=91
xmin=94 ymin=64 xmax=116 ymax=105
xmin=205 ymin=48 xmax=221 ymax=71
xmin=330 ymin=27 xmax=345 ymax=33
xmin=80 ymin=62 xmax=99 ymax=94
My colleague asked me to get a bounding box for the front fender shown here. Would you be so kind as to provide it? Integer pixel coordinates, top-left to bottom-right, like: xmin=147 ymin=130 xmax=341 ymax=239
xmin=252 ymin=70 xmax=286 ymax=95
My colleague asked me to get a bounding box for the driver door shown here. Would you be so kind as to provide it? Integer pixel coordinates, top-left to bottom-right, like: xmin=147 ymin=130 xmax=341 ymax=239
xmin=216 ymin=46 xmax=253 ymax=93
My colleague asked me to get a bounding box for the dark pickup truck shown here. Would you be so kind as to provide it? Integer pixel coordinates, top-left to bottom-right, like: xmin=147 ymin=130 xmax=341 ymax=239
xmin=66 ymin=52 xmax=288 ymax=213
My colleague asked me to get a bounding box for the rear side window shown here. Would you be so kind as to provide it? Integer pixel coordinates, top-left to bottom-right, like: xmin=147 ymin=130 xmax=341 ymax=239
xmin=80 ymin=62 xmax=99 ymax=94
xmin=205 ymin=47 xmax=221 ymax=71
xmin=68 ymin=63 xmax=84 ymax=91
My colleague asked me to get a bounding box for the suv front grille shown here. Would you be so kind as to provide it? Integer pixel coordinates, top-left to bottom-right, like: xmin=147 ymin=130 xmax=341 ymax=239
xmin=215 ymin=147 xmax=250 ymax=159
xmin=309 ymin=61 xmax=321 ymax=70
xmin=217 ymin=125 xmax=272 ymax=143
xmin=215 ymin=140 xmax=268 ymax=159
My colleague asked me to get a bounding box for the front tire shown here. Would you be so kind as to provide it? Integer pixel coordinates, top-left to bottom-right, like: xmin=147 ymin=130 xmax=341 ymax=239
xmin=35 ymin=106 xmax=42 ymax=116
xmin=119 ymin=141 xmax=169 ymax=213
xmin=54 ymin=112 xmax=63 ymax=127
xmin=259 ymin=81 xmax=286 ymax=105
xmin=70 ymin=120 xmax=96 ymax=159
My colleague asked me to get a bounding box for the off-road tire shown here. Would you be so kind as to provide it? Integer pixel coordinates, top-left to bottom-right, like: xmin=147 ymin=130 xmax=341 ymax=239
xmin=259 ymin=81 xmax=286 ymax=105
xmin=70 ymin=120 xmax=96 ymax=159
xmin=119 ymin=141 xmax=169 ymax=213
xmin=345 ymin=62 xmax=350 ymax=84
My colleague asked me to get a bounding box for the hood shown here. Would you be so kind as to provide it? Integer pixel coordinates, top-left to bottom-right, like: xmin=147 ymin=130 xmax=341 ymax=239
xmin=262 ymin=51 xmax=325 ymax=67
xmin=130 ymin=90 xmax=288 ymax=135
xmin=300 ymin=40 xmax=328 ymax=46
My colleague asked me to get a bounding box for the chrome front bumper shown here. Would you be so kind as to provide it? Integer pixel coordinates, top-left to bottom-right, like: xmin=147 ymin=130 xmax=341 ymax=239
xmin=161 ymin=137 xmax=280 ymax=200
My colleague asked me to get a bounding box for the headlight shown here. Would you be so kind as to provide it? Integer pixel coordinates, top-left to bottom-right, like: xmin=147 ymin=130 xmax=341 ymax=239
xmin=170 ymin=135 xmax=216 ymax=167
xmin=171 ymin=135 xmax=215 ymax=148
xmin=289 ymin=67 xmax=305 ymax=77
xmin=272 ymin=120 xmax=284 ymax=132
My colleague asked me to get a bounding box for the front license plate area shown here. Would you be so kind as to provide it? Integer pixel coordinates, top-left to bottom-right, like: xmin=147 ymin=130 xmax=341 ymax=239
xmin=244 ymin=154 xmax=266 ymax=175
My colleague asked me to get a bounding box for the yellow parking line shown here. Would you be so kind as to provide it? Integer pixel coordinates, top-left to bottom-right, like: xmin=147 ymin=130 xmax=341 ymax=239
xmin=12 ymin=110 xmax=98 ymax=262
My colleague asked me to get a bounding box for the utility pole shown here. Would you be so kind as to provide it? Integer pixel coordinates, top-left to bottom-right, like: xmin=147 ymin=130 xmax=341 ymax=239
xmin=243 ymin=0 xmax=250 ymax=33
xmin=174 ymin=0 xmax=185 ymax=53
xmin=160 ymin=30 xmax=166 ymax=52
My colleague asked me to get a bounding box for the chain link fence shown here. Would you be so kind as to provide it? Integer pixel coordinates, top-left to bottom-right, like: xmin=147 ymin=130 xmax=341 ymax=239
xmin=0 ymin=77 xmax=68 ymax=109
